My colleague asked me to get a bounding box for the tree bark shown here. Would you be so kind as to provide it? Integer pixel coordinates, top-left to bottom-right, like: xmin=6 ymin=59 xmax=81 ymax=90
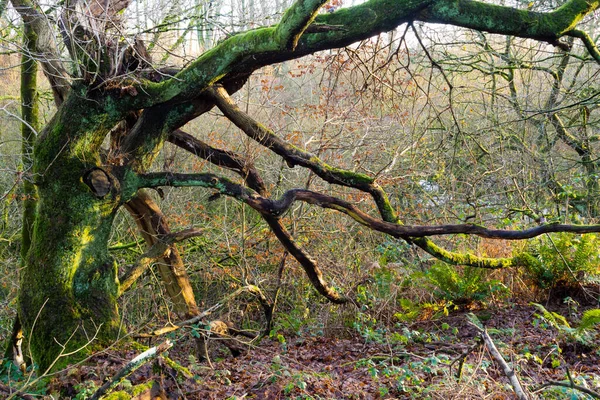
xmin=18 ymin=91 xmax=123 ymax=372
xmin=124 ymin=191 xmax=199 ymax=317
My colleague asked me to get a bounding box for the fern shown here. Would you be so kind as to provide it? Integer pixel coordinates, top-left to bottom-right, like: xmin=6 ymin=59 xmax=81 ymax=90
xmin=577 ymin=309 xmax=600 ymax=332
xmin=426 ymin=262 xmax=506 ymax=305
xmin=532 ymin=304 xmax=600 ymax=345
xmin=524 ymin=233 xmax=600 ymax=289
xmin=531 ymin=303 xmax=571 ymax=329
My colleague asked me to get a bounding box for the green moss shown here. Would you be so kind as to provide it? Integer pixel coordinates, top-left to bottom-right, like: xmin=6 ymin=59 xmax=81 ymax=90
xmin=128 ymin=25 xmax=281 ymax=108
xmin=414 ymin=238 xmax=513 ymax=269
xmin=548 ymin=0 xmax=600 ymax=34
xmin=102 ymin=380 xmax=166 ymax=399
xmin=131 ymin=381 xmax=155 ymax=396
xmin=126 ymin=102 xmax=196 ymax=171
xmin=20 ymin=22 xmax=39 ymax=261
xmin=119 ymin=169 xmax=141 ymax=202
xmin=104 ymin=391 xmax=132 ymax=400
xmin=513 ymin=252 xmax=541 ymax=270
xmin=20 ymin=129 xmax=124 ymax=371
xmin=425 ymin=0 xmax=599 ymax=39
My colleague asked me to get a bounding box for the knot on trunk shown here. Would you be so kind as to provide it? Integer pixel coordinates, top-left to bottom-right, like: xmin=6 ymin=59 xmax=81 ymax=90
xmin=83 ymin=167 xmax=113 ymax=198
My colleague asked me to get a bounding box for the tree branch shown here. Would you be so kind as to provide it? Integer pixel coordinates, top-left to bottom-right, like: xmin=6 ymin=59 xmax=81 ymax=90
xmin=275 ymin=0 xmax=329 ymax=50
xmin=167 ymin=130 xmax=347 ymax=303
xmin=119 ymin=77 xmax=250 ymax=171
xmin=168 ymin=129 xmax=267 ymax=195
xmin=205 ymin=84 xmax=522 ymax=269
xmin=550 ymin=113 xmax=588 ymax=157
xmin=421 ymin=0 xmax=599 ymax=41
xmin=208 ymin=84 xmax=397 ymax=221
xmin=118 ymin=228 xmax=204 ymax=296
xmin=136 ymin=303 xmax=221 ymax=337
xmin=127 ymin=0 xmax=599 ymax=109
xmin=566 ymin=29 xmax=600 ymax=64
xmin=263 ymin=215 xmax=349 ymax=303
xmin=478 ymin=328 xmax=529 ymax=400
xmin=137 ymin=286 xmax=269 ymax=337
xmin=123 ymin=191 xmax=200 ymax=316
xmin=136 ymin=173 xmax=600 ymax=242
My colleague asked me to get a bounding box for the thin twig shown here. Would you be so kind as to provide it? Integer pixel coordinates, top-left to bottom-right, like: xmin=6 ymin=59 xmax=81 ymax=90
xmin=135 ymin=303 xmax=222 ymax=338
xmin=449 ymin=340 xmax=481 ymax=380
xmin=533 ymin=380 xmax=600 ymax=399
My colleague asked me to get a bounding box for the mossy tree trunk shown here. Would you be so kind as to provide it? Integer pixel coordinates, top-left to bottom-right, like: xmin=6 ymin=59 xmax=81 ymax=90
xmin=5 ymin=18 xmax=40 ymax=369
xmin=19 ymin=90 xmax=126 ymax=371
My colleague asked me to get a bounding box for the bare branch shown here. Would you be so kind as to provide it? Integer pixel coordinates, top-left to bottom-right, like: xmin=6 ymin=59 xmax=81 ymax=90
xmin=136 ymin=304 xmax=221 ymax=337
xmin=477 ymin=327 xmax=529 ymax=400
xmin=263 ymin=216 xmax=349 ymax=303
xmin=136 ymin=173 xmax=600 ymax=242
xmin=137 ymin=286 xmax=269 ymax=337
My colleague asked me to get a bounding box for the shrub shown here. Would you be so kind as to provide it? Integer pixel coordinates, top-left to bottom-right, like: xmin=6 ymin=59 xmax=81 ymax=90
xmin=523 ymin=233 xmax=600 ymax=289
xmin=426 ymin=262 xmax=507 ymax=306
xmin=532 ymin=303 xmax=600 ymax=347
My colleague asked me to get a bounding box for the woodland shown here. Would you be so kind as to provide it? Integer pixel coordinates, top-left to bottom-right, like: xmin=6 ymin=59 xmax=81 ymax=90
xmin=0 ymin=0 xmax=600 ymax=398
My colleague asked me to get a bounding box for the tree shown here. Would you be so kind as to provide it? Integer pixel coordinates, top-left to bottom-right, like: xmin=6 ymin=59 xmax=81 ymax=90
xmin=429 ymin=26 xmax=600 ymax=219
xmin=5 ymin=0 xmax=600 ymax=372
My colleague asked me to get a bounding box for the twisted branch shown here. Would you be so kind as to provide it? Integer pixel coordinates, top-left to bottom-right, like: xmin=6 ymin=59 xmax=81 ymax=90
xmin=137 ymin=173 xmax=600 ymax=247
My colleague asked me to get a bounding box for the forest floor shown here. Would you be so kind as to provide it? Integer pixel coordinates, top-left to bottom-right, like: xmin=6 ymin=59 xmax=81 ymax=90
xmin=3 ymin=302 xmax=599 ymax=399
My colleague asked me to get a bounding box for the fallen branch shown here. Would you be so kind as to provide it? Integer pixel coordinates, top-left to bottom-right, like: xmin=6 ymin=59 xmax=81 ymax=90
xmin=118 ymin=228 xmax=204 ymax=295
xmin=89 ymin=340 xmax=172 ymax=400
xmin=479 ymin=328 xmax=529 ymax=400
xmin=135 ymin=303 xmax=222 ymax=338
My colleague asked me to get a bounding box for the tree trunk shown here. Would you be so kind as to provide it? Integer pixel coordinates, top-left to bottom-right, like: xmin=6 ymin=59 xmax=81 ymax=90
xmin=4 ymin=19 xmax=39 ymax=369
xmin=18 ymin=91 xmax=123 ymax=372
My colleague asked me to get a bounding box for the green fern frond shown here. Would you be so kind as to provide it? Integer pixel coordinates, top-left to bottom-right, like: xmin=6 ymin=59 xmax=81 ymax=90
xmin=577 ymin=309 xmax=600 ymax=332
xmin=531 ymin=303 xmax=571 ymax=329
